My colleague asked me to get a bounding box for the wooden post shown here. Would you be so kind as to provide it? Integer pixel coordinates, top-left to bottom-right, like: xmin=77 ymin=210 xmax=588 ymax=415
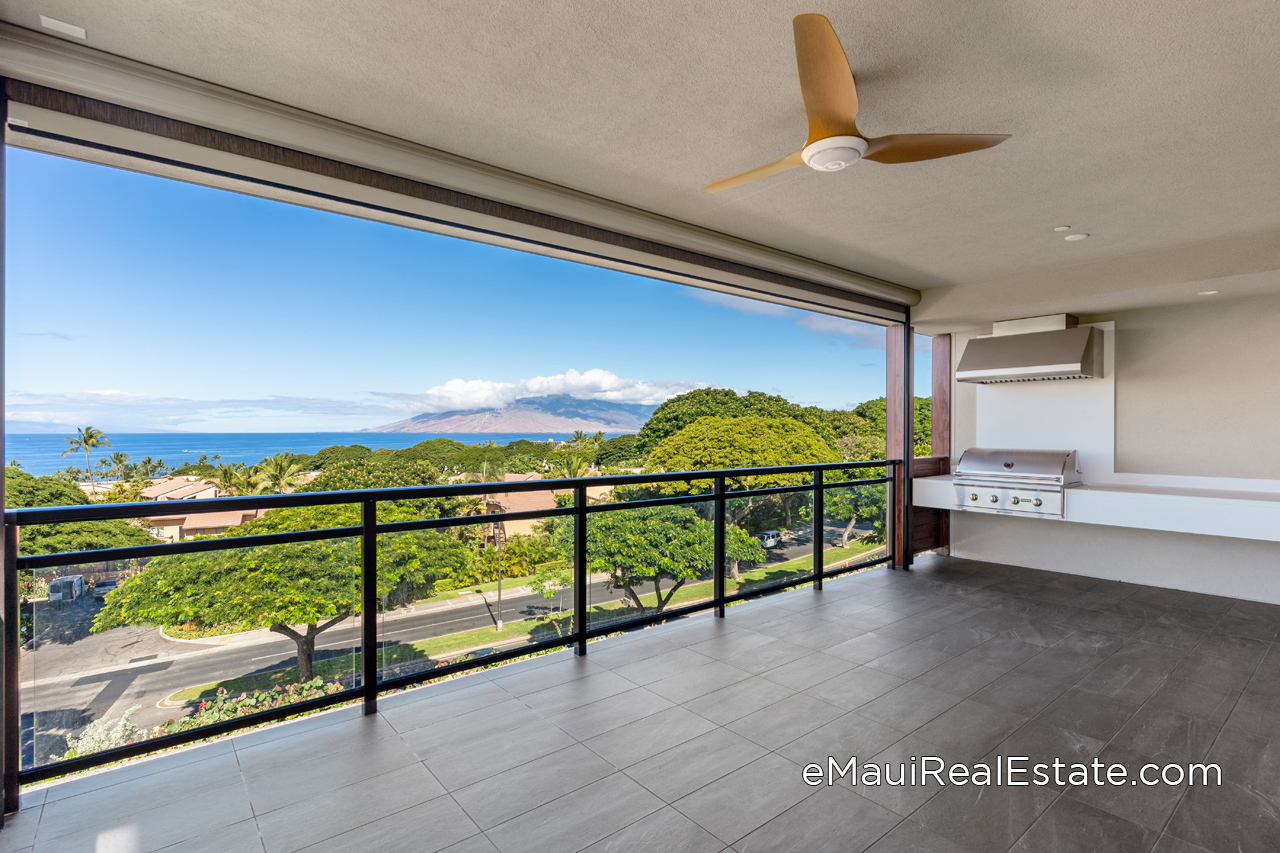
xmin=931 ymin=335 xmax=952 ymax=555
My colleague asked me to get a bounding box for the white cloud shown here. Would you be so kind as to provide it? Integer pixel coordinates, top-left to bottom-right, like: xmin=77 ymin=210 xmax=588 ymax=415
xmin=373 ymin=369 xmax=704 ymax=413
xmin=796 ymin=313 xmax=886 ymax=346
xmin=686 ymin=288 xmax=886 ymax=348
xmin=687 ymin=289 xmax=794 ymax=317
xmin=6 ymin=369 xmax=705 ymax=430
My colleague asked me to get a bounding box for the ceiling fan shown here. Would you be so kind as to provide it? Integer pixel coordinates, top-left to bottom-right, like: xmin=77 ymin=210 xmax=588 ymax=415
xmin=704 ymin=14 xmax=1010 ymax=193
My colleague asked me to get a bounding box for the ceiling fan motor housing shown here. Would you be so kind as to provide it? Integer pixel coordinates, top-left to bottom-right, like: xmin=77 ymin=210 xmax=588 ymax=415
xmin=801 ymin=135 xmax=869 ymax=171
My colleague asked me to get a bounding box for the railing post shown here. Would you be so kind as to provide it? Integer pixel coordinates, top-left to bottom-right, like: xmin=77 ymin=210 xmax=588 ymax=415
xmin=2 ymin=519 xmax=19 ymax=817
xmin=713 ymin=476 xmax=726 ymax=617
xmin=573 ymin=485 xmax=588 ymax=656
xmin=813 ymin=469 xmax=824 ymax=591
xmin=360 ymin=500 xmax=377 ymax=715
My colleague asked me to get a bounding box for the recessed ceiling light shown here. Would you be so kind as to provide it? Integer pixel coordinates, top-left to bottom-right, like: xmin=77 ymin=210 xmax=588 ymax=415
xmin=1052 ymin=226 xmax=1071 ymax=232
xmin=39 ymin=15 xmax=86 ymax=39
xmin=1198 ymin=290 xmax=1219 ymax=296
xmin=1064 ymin=233 xmax=1089 ymax=241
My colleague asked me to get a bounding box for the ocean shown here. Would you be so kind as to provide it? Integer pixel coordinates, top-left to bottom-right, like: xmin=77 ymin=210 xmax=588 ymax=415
xmin=4 ymin=432 xmax=599 ymax=477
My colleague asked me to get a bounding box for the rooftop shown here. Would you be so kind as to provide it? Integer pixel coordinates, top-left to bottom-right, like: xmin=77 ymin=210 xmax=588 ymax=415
xmin=10 ymin=556 xmax=1278 ymax=853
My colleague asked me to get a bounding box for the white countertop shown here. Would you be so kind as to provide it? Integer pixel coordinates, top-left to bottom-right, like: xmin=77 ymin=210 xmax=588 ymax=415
xmin=1073 ymin=482 xmax=1280 ymax=504
xmin=913 ymin=475 xmax=1280 ymax=544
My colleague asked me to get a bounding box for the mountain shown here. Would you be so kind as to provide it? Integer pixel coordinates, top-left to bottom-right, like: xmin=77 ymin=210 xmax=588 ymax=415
xmin=365 ymin=395 xmax=657 ymax=434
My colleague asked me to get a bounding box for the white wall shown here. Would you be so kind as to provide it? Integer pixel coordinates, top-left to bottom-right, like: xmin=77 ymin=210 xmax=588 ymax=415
xmin=952 ymin=511 xmax=1280 ymax=604
xmin=948 ymin=296 xmax=1280 ymax=604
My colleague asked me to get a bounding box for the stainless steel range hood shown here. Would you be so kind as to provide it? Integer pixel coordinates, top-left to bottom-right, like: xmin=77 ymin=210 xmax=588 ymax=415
xmin=956 ymin=316 xmax=1100 ymax=384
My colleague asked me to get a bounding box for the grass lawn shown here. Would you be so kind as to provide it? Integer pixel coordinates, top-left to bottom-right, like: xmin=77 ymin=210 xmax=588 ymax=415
xmin=410 ymin=573 xmax=537 ymax=604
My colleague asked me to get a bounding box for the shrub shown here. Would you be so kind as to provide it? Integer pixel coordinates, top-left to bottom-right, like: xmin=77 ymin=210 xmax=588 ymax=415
xmin=154 ymin=679 xmax=344 ymax=736
xmin=57 ymin=705 xmax=145 ymax=760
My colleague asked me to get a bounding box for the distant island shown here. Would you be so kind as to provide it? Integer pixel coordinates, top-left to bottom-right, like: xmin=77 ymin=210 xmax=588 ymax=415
xmin=365 ymin=394 xmax=657 ymax=434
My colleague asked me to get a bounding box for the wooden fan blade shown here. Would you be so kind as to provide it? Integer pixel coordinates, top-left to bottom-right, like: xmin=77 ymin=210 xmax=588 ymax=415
xmin=863 ymin=134 xmax=1010 ymax=164
xmin=704 ymin=150 xmax=805 ymax=193
xmin=793 ymin=14 xmax=859 ymax=144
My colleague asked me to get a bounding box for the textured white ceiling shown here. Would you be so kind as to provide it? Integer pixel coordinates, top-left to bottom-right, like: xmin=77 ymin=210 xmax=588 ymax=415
xmin=3 ymin=0 xmax=1278 ymax=329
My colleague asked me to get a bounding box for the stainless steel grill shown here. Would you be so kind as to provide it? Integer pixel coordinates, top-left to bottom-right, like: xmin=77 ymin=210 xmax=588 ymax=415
xmin=952 ymin=448 xmax=1082 ymax=519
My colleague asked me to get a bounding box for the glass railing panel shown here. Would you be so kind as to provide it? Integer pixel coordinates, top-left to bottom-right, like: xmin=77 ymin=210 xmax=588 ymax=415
xmin=821 ymin=481 xmax=889 ymax=572
xmin=22 ymin=535 xmax=358 ymax=769
xmin=726 ymin=489 xmax=815 ymax=595
xmin=584 ymin=499 xmax=715 ymax=633
xmin=375 ymin=511 xmax=574 ymax=682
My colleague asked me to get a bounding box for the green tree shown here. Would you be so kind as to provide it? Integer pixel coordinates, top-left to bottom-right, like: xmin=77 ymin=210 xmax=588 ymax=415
xmin=594 ymin=434 xmax=640 ymax=467
xmin=255 ymin=453 xmax=307 ymax=493
xmin=549 ymin=453 xmax=591 ymax=479
xmin=95 ymin=503 xmax=471 ymax=681
xmin=210 ymin=463 xmax=263 ymax=496
xmin=300 ymin=456 xmax=444 ymax=493
xmin=848 ymin=397 xmax=933 ymax=456
xmin=552 ymin=505 xmax=715 ymax=614
xmin=5 ymin=468 xmax=159 ymax=556
xmin=828 ymin=433 xmax=888 ymax=546
xmin=105 ymin=451 xmax=133 ymax=480
xmin=645 ymin=415 xmax=839 ymax=525
xmin=137 ymin=457 xmax=170 ymax=478
xmin=725 ymin=525 xmax=767 ymax=581
xmin=62 ymin=426 xmax=111 ymax=489
xmin=636 ymin=389 xmax=839 ymax=453
xmin=102 ymin=477 xmax=148 ymax=504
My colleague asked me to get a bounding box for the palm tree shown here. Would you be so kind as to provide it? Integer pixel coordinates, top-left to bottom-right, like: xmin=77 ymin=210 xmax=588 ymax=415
xmin=210 ymin=463 xmax=266 ymax=496
xmin=569 ymin=430 xmax=589 ymax=449
xmin=62 ymin=426 xmax=110 ymax=489
xmin=210 ymin=463 xmax=246 ymax=496
xmin=255 ymin=454 xmax=306 ymax=494
xmin=94 ymin=457 xmax=114 ymax=487
xmin=550 ymin=453 xmax=591 ymax=479
xmin=106 ymin=451 xmax=133 ymax=481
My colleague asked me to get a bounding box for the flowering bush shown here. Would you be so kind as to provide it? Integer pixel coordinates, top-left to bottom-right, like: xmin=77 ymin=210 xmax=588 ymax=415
xmin=57 ymin=705 xmax=145 ymax=760
xmin=153 ymin=678 xmax=344 ymax=736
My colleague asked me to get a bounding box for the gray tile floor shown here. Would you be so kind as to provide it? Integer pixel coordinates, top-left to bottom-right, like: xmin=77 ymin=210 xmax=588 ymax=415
xmin=8 ymin=555 xmax=1280 ymax=853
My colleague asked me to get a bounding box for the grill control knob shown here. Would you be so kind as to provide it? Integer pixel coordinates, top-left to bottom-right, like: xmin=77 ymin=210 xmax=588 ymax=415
xmin=969 ymin=493 xmax=978 ymax=501
xmin=1010 ymin=497 xmax=1020 ymax=505
xmin=989 ymin=494 xmax=999 ymax=503
xmin=1033 ymin=498 xmax=1043 ymax=507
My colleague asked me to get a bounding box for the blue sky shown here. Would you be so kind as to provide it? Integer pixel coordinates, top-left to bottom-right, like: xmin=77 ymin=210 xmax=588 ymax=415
xmin=5 ymin=148 xmax=928 ymax=432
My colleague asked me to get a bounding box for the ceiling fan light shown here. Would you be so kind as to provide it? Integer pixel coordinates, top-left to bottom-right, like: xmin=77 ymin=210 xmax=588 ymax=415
xmin=802 ymin=136 xmax=868 ymax=172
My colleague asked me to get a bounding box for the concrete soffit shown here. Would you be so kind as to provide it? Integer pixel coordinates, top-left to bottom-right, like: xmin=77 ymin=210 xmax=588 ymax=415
xmin=0 ymin=24 xmax=920 ymax=320
xmin=914 ymin=226 xmax=1280 ymax=335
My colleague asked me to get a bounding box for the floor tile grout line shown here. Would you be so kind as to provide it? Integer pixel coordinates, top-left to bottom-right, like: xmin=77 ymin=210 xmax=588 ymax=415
xmin=1146 ymin=635 xmax=1273 ymax=849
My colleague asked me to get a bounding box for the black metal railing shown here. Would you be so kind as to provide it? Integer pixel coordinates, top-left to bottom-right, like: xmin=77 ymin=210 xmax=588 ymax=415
xmin=0 ymin=459 xmax=898 ymax=805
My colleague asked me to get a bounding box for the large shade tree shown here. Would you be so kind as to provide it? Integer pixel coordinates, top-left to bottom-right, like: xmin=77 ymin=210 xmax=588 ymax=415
xmin=551 ymin=504 xmax=764 ymax=614
xmin=636 ymin=389 xmax=841 ymax=453
xmin=827 ymin=434 xmax=889 ymax=547
xmin=97 ymin=457 xmax=470 ymax=681
xmin=645 ymin=415 xmax=840 ymax=525
xmin=94 ymin=503 xmax=472 ymax=681
xmin=5 ymin=467 xmax=159 ymax=556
